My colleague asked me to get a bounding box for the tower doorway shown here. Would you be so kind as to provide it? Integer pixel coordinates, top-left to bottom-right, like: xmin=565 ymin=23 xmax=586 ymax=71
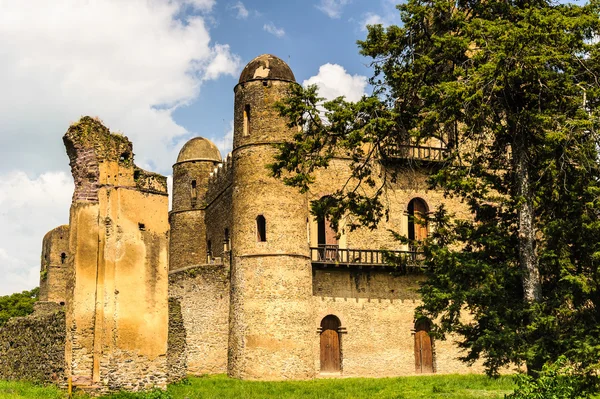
xmin=320 ymin=315 xmax=341 ymax=372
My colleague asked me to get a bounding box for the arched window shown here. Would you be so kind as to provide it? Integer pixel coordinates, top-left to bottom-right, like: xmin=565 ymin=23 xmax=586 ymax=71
xmin=316 ymin=196 xmax=339 ymax=261
xmin=60 ymin=253 xmax=66 ymax=264
xmin=414 ymin=318 xmax=434 ymax=373
xmin=256 ymin=215 xmax=266 ymax=242
xmin=243 ymin=104 xmax=251 ymax=136
xmin=320 ymin=315 xmax=341 ymax=372
xmin=408 ymin=198 xmax=429 ymax=242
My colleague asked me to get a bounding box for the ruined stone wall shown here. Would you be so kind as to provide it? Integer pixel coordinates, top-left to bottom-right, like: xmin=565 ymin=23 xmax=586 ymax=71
xmin=169 ymin=265 xmax=230 ymax=375
xmin=229 ymin=79 xmax=314 ymax=380
xmin=39 ymin=225 xmax=70 ymax=303
xmin=312 ymin=269 xmax=484 ymax=376
xmin=167 ymin=298 xmax=187 ymax=383
xmin=63 ymin=117 xmax=169 ymax=393
xmin=0 ymin=302 xmax=66 ymax=384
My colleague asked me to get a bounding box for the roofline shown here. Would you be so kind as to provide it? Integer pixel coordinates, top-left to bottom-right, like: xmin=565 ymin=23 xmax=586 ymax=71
xmin=173 ymin=158 xmax=222 ymax=167
xmin=234 ymin=78 xmax=298 ymax=91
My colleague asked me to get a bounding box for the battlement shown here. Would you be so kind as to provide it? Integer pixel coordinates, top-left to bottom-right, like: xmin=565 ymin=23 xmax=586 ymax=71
xmin=206 ymin=153 xmax=233 ymax=205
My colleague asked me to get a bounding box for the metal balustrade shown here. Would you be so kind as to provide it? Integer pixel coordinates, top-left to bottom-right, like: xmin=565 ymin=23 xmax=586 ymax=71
xmin=310 ymin=245 xmax=424 ymax=268
xmin=382 ymin=144 xmax=447 ymax=162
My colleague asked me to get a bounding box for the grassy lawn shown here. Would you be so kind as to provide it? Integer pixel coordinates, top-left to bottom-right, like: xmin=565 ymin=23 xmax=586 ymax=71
xmin=0 ymin=374 xmax=516 ymax=399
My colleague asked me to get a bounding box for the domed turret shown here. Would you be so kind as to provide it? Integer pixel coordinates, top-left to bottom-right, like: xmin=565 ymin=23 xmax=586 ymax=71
xmin=170 ymin=136 xmax=221 ymax=271
xmin=238 ymin=54 xmax=296 ymax=84
xmin=176 ymin=137 xmax=222 ymax=163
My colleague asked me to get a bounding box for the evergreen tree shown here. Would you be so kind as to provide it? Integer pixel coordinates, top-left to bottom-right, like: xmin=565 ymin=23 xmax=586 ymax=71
xmin=0 ymin=288 xmax=39 ymax=326
xmin=272 ymin=0 xmax=600 ymax=389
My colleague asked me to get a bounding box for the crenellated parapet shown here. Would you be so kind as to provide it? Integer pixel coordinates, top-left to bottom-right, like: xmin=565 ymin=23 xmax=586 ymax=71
xmin=205 ymin=153 xmax=233 ymax=206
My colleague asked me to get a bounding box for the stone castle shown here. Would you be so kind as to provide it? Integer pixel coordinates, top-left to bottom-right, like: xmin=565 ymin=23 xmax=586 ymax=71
xmin=0 ymin=54 xmax=484 ymax=393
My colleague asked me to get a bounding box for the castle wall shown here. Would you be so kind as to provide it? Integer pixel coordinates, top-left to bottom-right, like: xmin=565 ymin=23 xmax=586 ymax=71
xmin=167 ymin=298 xmax=187 ymax=383
xmin=309 ymin=161 xmax=471 ymax=251
xmin=0 ymin=302 xmax=66 ymax=384
xmin=63 ymin=117 xmax=169 ymax=393
xmin=39 ymin=225 xmax=70 ymax=304
xmin=169 ymin=265 xmax=230 ymax=375
xmin=205 ymin=159 xmax=233 ymax=262
xmin=312 ymin=269 xmax=484 ymax=376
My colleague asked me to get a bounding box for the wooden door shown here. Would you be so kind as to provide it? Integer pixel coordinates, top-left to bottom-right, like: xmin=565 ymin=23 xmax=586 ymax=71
xmin=413 ymin=200 xmax=428 ymax=241
xmin=320 ymin=316 xmax=341 ymax=372
xmin=414 ymin=330 xmax=433 ymax=373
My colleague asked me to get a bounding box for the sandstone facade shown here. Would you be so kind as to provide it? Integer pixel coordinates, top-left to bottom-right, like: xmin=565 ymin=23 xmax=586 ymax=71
xmin=2 ymin=54 xmax=493 ymax=394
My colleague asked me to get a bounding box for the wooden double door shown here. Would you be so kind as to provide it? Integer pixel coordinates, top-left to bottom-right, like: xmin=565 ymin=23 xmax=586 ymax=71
xmin=320 ymin=315 xmax=341 ymax=372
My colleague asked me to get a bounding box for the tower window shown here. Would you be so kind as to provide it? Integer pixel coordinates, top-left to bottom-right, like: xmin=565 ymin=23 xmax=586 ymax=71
xmin=60 ymin=253 xmax=66 ymax=264
xmin=207 ymin=240 xmax=212 ymax=262
xmin=243 ymin=104 xmax=251 ymax=136
xmin=224 ymin=228 xmax=230 ymax=252
xmin=191 ymin=179 xmax=197 ymax=199
xmin=256 ymin=215 xmax=267 ymax=242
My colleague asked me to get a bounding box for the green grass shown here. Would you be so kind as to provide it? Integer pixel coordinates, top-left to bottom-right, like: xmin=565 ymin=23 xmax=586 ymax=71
xmin=0 ymin=374 xmax=517 ymax=399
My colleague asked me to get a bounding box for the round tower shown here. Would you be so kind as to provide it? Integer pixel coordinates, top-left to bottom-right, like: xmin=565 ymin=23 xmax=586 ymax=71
xmin=229 ymin=54 xmax=314 ymax=379
xmin=170 ymin=137 xmax=222 ymax=270
xmin=39 ymin=224 xmax=70 ymax=304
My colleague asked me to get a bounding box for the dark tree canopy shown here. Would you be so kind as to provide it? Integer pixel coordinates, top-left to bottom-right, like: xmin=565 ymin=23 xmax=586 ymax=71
xmin=0 ymin=287 xmax=39 ymax=326
xmin=272 ymin=0 xmax=600 ymax=390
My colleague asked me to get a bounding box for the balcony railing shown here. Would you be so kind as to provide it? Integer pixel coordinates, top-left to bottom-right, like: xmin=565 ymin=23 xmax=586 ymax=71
xmin=382 ymin=144 xmax=447 ymax=163
xmin=310 ymin=245 xmax=424 ymax=268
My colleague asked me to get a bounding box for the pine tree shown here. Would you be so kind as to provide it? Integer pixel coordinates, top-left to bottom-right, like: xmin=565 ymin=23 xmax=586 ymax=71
xmin=272 ymin=0 xmax=600 ymax=389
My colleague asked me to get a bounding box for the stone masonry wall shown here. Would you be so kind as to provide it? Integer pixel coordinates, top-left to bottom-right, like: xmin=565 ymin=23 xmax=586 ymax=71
xmin=169 ymin=265 xmax=230 ymax=375
xmin=0 ymin=302 xmax=66 ymax=384
xmin=167 ymin=298 xmax=187 ymax=383
xmin=312 ymin=269 xmax=485 ymax=377
xmin=39 ymin=225 xmax=70 ymax=304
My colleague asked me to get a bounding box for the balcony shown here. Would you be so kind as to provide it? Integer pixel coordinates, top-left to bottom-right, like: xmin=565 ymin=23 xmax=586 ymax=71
xmin=381 ymin=143 xmax=447 ymax=163
xmin=310 ymin=245 xmax=424 ymax=269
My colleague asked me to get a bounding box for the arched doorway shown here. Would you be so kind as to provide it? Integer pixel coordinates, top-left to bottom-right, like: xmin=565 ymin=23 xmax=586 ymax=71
xmin=408 ymin=198 xmax=429 ymax=242
xmin=320 ymin=315 xmax=341 ymax=372
xmin=414 ymin=318 xmax=434 ymax=373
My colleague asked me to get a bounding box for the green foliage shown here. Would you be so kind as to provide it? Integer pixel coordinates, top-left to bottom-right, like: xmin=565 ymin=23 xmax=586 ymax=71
xmin=0 ymin=288 xmax=39 ymax=326
xmin=272 ymin=0 xmax=600 ymax=395
xmin=0 ymin=375 xmax=517 ymax=399
xmin=507 ymin=357 xmax=594 ymax=399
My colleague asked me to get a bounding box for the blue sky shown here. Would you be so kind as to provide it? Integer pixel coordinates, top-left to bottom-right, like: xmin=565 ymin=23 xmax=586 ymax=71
xmin=0 ymin=0 xmax=401 ymax=295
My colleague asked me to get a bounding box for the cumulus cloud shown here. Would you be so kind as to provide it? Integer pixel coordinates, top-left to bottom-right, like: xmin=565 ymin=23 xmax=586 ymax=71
xmin=316 ymin=0 xmax=351 ymax=19
xmin=0 ymin=0 xmax=242 ymax=295
xmin=0 ymin=0 xmax=241 ymax=176
xmin=303 ymin=63 xmax=367 ymax=103
xmin=0 ymin=171 xmax=73 ymax=295
xmin=230 ymin=1 xmax=249 ymax=19
xmin=263 ymin=22 xmax=286 ymax=38
xmin=213 ymin=120 xmax=234 ymax=158
xmin=360 ymin=0 xmax=401 ymax=31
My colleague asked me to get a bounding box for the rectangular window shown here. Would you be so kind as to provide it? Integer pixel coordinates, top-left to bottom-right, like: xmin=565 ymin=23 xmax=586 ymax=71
xmin=243 ymin=104 xmax=251 ymax=136
xmin=256 ymin=215 xmax=266 ymax=242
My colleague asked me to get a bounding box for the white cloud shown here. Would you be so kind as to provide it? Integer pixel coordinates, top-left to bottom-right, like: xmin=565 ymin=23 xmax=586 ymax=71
xmin=0 ymin=0 xmax=243 ymax=296
xmin=263 ymin=22 xmax=286 ymax=38
xmin=0 ymin=171 xmax=73 ymax=295
xmin=212 ymin=120 xmax=234 ymax=158
xmin=0 ymin=0 xmax=241 ymax=176
xmin=230 ymin=1 xmax=249 ymax=19
xmin=178 ymin=0 xmax=216 ymax=12
xmin=316 ymin=0 xmax=351 ymax=19
xmin=303 ymin=63 xmax=367 ymax=102
xmin=359 ymin=0 xmax=401 ymax=31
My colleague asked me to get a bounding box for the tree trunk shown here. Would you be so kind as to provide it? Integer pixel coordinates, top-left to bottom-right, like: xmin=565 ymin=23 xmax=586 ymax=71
xmin=514 ymin=143 xmax=542 ymax=303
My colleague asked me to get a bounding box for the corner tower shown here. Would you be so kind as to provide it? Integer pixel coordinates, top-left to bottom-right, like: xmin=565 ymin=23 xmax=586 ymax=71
xmin=39 ymin=225 xmax=70 ymax=304
xmin=229 ymin=55 xmax=314 ymax=379
xmin=170 ymin=138 xmax=222 ymax=270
